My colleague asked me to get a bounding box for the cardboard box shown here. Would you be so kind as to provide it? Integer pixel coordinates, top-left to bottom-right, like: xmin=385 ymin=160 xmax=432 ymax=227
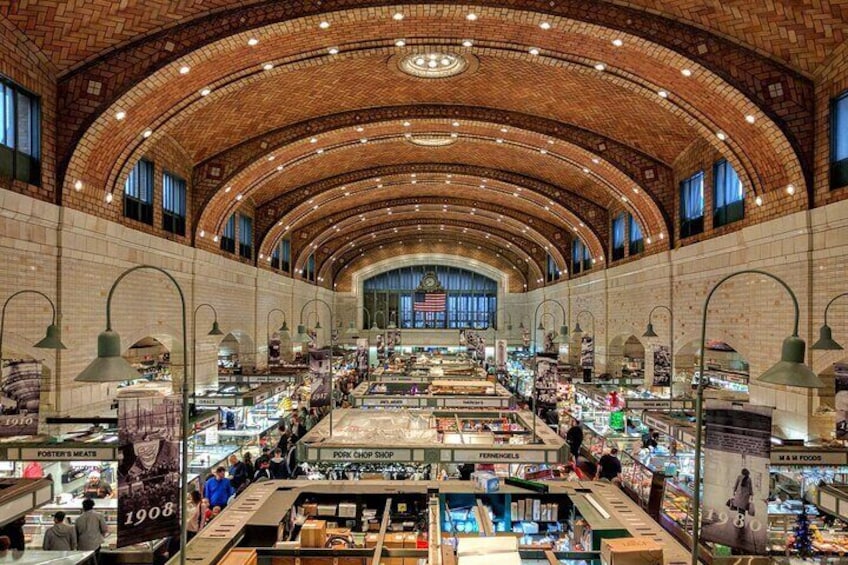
xmin=339 ymin=502 xmax=357 ymax=518
xmin=300 ymin=520 xmax=327 ymax=548
xmin=600 ymin=537 xmax=663 ymax=565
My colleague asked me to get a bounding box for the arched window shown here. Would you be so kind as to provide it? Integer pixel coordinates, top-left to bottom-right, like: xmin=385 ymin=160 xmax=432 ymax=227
xmin=362 ymin=266 xmax=497 ymax=329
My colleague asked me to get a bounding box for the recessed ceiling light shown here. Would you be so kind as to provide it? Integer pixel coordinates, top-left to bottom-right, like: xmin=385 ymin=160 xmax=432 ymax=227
xmin=395 ymin=39 xmax=406 ymax=47
xmin=496 ymin=138 xmax=503 ymax=143
xmin=582 ymin=167 xmax=589 ymax=173
xmin=276 ymin=165 xmax=284 ymax=171
xmin=612 ymin=39 xmax=623 ymax=47
xmin=500 ymin=127 xmax=508 ymax=133
xmin=452 ymin=121 xmax=460 ymax=127
xmin=236 ymin=194 xmax=243 ymax=201
xmin=716 ymin=131 xmax=727 ymax=141
xmin=310 ymin=137 xmax=318 ymax=143
xmin=319 ymin=21 xmax=330 ymax=29
xmin=539 ymin=148 xmax=547 ymax=154
xmin=179 ymin=66 xmax=190 ymax=74
xmin=356 ymin=127 xmax=364 ymax=132
xmin=450 ymin=132 xmax=458 ymax=138
xmin=316 ymin=148 xmax=324 ymax=154
xmin=247 ymin=38 xmax=259 ymax=46
xmin=267 ymin=155 xmax=275 ymax=161
xmin=142 ymin=129 xmax=153 ymax=138
xmin=462 ymin=40 xmax=473 ymax=47
xmin=745 ymin=114 xmax=756 ymax=124
xmin=105 ymin=192 xmax=113 ymax=203
xmin=393 ymin=12 xmax=404 ymax=20
xmin=263 ymin=63 xmax=274 ymax=71
xmin=529 ymin=47 xmax=540 ymax=55
xmin=328 ymin=47 xmax=339 ymax=55
xmin=786 ymin=184 xmax=796 ymax=195
xmin=755 ymin=195 xmax=763 ymax=206
xmin=200 ymin=88 xmax=211 ymax=96
xmin=199 ymin=230 xmax=205 ymax=238
xmin=360 ymin=138 xmax=368 ymax=143
xmin=224 ymin=186 xmax=231 ymax=193
xmin=213 ymin=235 xmax=219 ymax=242
xmin=658 ymin=90 xmax=669 ymax=98
xmin=73 ymin=180 xmax=83 ymax=191
xmin=466 ymin=13 xmax=478 ymax=21
xmin=115 ymin=111 xmax=126 ymax=120
xmin=681 ymin=68 xmax=692 ymax=77
xmin=539 ymin=22 xmax=551 ymax=30
xmin=592 ymin=158 xmax=600 ymax=164
xmin=594 ymin=63 xmax=606 ymax=71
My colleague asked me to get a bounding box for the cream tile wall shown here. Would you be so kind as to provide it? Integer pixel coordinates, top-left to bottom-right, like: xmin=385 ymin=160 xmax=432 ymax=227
xmin=2 ymin=188 xmax=848 ymax=438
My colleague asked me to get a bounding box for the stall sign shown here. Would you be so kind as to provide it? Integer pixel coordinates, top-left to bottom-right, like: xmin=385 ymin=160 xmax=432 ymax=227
xmin=641 ymin=414 xmax=671 ymax=436
xmin=318 ymin=448 xmax=412 ymax=462
xmin=9 ymin=446 xmax=117 ymax=461
xmin=195 ymin=396 xmax=240 ymax=407
xmin=447 ymin=449 xmax=547 ymax=463
xmin=362 ymin=397 xmax=420 ymax=407
xmin=441 ymin=397 xmax=506 ymax=408
xmin=770 ymin=450 xmax=848 ymax=465
xmin=218 ymin=374 xmax=294 ymax=384
xmin=192 ymin=412 xmax=219 ymax=433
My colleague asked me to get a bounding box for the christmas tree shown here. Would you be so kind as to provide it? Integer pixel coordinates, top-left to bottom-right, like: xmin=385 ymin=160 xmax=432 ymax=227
xmin=793 ymin=508 xmax=814 ymax=558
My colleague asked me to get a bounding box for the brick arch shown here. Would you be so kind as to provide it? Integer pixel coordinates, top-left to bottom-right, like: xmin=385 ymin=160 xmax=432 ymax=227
xmin=194 ymin=119 xmax=667 ymax=248
xmin=298 ymin=214 xmax=558 ymax=286
xmin=283 ymin=204 xmax=569 ymax=275
xmin=252 ymin=167 xmax=609 ymax=264
xmin=59 ymin=5 xmax=809 ymax=235
xmin=330 ymin=236 xmax=535 ymax=293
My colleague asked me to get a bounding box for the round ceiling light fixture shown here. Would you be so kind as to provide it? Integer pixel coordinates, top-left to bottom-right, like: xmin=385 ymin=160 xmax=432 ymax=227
xmin=406 ymin=134 xmax=459 ymax=147
xmin=397 ymin=51 xmax=471 ymax=79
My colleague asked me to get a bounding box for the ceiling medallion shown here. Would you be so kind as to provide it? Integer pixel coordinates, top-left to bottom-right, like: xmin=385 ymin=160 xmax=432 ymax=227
xmin=398 ymin=52 xmax=469 ymax=78
xmin=407 ymin=134 xmax=459 ymax=147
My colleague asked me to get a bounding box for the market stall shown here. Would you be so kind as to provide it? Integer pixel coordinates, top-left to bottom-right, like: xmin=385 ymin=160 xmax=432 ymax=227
xmin=170 ymin=479 xmax=690 ymax=565
xmin=350 ymin=379 xmax=514 ymax=409
xmin=296 ymin=408 xmax=566 ymax=481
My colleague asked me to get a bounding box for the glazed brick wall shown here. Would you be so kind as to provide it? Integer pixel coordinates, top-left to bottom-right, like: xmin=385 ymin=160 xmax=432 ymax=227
xmin=0 ymin=19 xmax=57 ymax=204
xmin=671 ymin=138 xmax=807 ymax=249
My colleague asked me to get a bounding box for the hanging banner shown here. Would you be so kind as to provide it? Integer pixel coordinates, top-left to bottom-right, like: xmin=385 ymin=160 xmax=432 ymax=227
xmin=386 ymin=330 xmax=401 ymax=357
xmin=375 ymin=333 xmax=386 ymax=361
xmin=355 ymin=338 xmax=370 ymax=381
xmin=308 ymin=348 xmax=332 ymax=407
xmin=117 ymin=394 xmax=181 ymax=547
xmin=534 ymin=354 xmax=558 ymax=409
xmin=835 ymin=363 xmax=848 ymax=439
xmin=580 ymin=335 xmax=595 ymax=382
xmin=268 ymin=332 xmax=281 ymax=366
xmin=495 ymin=340 xmax=508 ymax=371
xmin=0 ymin=360 xmax=42 ymax=436
xmin=652 ymin=345 xmax=672 ymax=387
xmin=701 ymin=401 xmax=772 ymax=554
xmin=543 ymin=331 xmax=557 ymax=355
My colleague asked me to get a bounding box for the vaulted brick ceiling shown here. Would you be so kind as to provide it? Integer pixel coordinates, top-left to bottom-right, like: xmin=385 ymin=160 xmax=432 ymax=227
xmin=10 ymin=1 xmax=825 ymax=290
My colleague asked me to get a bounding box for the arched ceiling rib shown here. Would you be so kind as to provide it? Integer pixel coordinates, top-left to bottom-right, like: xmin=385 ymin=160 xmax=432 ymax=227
xmin=60 ymin=5 xmax=808 ymax=214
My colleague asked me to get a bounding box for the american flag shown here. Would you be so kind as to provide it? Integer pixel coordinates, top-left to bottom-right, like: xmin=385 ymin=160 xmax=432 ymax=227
xmin=414 ymin=292 xmax=446 ymax=312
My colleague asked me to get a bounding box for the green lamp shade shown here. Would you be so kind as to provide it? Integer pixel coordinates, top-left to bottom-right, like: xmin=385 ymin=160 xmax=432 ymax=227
xmin=208 ymin=320 xmax=224 ymax=336
xmin=812 ymin=324 xmax=843 ymax=351
xmin=519 ymin=322 xmax=525 ymax=330
xmin=573 ymin=322 xmax=583 ymax=334
xmin=75 ymin=330 xmax=139 ymax=382
xmin=345 ymin=322 xmax=359 ymax=338
xmin=279 ymin=320 xmax=289 ymax=333
xmin=294 ymin=325 xmax=312 ymax=344
xmin=552 ymin=325 xmax=569 ymax=344
xmin=370 ymin=323 xmax=379 ymax=331
xmin=642 ymin=322 xmax=658 ymax=338
xmin=387 ymin=320 xmax=397 ymax=329
xmin=758 ymin=335 xmax=824 ymax=388
xmin=507 ymin=323 xmax=513 ymax=331
xmin=314 ymin=320 xmax=322 ymax=330
xmin=537 ymin=321 xmax=545 ymax=331
xmin=33 ymin=324 xmax=67 ymax=350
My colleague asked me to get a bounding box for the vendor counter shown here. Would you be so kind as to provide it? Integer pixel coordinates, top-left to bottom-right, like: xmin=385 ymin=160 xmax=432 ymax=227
xmin=170 ymin=479 xmax=690 ymax=565
xmin=350 ymin=380 xmax=513 ymax=409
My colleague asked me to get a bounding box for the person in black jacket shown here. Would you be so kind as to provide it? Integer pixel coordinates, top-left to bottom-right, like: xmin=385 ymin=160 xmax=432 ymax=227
xmin=458 ymin=463 xmax=475 ymax=480
xmin=0 ymin=517 xmax=25 ymax=550
xmin=566 ymin=424 xmax=584 ymax=465
xmin=228 ymin=454 xmax=248 ymax=490
xmin=285 ymin=439 xmax=299 ymax=478
xmin=269 ymin=448 xmax=287 ymax=479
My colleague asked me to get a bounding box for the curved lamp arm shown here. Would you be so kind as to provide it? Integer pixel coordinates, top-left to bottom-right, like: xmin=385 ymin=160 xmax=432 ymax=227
xmin=361 ymin=306 xmax=373 ymax=330
xmin=690 ymin=269 xmax=815 ymax=565
xmin=823 ymin=292 xmax=848 ymax=327
xmin=373 ymin=309 xmax=387 ymax=328
xmin=266 ymin=308 xmax=287 ymax=332
xmin=94 ymin=265 xmax=190 ymax=565
xmin=574 ymin=310 xmax=596 ymax=335
xmin=530 ymin=298 xmax=568 ymax=444
xmin=0 ymin=290 xmax=63 ymax=361
xmin=813 ymin=292 xmax=848 ymax=350
xmin=647 ymin=304 xmax=672 ymax=324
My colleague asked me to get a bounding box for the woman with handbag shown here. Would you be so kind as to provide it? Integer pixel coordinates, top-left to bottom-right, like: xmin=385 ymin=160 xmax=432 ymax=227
xmin=730 ymin=468 xmax=754 ymax=527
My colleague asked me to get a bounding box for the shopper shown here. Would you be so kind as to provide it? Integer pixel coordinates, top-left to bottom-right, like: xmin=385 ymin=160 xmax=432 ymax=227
xmin=285 ymin=438 xmax=299 ymax=478
xmin=565 ymin=424 xmax=584 ymax=465
xmin=242 ymin=452 xmax=255 ymax=484
xmin=255 ymin=446 xmax=272 ymax=469
xmin=43 ymin=511 xmax=77 ymax=551
xmin=458 ymin=463 xmax=475 ymax=480
xmin=291 ymin=416 xmax=306 ymax=442
xmin=228 ymin=454 xmax=248 ymax=490
xmin=276 ymin=425 xmax=291 ymax=452
xmin=0 ymin=517 xmax=25 ymax=550
xmin=186 ymin=491 xmax=208 ymax=540
xmin=305 ymin=409 xmax=317 ymax=431
xmin=253 ymin=459 xmax=273 ymax=482
xmin=76 ymin=498 xmax=108 ymax=561
xmin=730 ymin=468 xmax=754 ymax=527
xmin=203 ymin=467 xmax=235 ymax=509
xmin=596 ymin=448 xmax=622 ymax=482
xmin=269 ymin=448 xmax=287 ymax=479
